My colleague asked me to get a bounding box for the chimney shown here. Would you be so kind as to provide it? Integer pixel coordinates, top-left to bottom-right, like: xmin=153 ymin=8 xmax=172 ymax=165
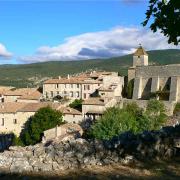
xmin=58 ymin=76 xmax=61 ymax=79
xmin=67 ymin=74 xmax=70 ymax=79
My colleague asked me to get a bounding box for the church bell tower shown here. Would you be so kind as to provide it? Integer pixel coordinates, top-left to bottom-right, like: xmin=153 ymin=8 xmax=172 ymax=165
xmin=133 ymin=45 xmax=148 ymax=67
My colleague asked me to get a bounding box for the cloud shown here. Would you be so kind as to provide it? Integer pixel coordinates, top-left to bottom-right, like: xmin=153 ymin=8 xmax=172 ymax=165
xmin=19 ymin=26 xmax=179 ymax=63
xmin=0 ymin=43 xmax=12 ymax=59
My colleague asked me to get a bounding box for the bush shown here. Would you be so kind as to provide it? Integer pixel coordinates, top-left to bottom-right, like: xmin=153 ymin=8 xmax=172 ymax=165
xmin=173 ymin=103 xmax=180 ymax=115
xmin=12 ymin=134 xmax=24 ymax=146
xmin=145 ymin=99 xmax=167 ymax=130
xmin=20 ymin=106 xmax=63 ymax=146
xmin=69 ymin=99 xmax=83 ymax=111
xmin=90 ymin=100 xmax=167 ymax=140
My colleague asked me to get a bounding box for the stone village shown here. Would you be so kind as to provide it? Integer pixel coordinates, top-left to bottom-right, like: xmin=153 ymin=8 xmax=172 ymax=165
xmin=0 ymin=45 xmax=179 ymax=137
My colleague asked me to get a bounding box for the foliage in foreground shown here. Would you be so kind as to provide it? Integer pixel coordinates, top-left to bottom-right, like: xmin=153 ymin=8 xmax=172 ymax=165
xmin=90 ymin=100 xmax=167 ymax=140
xmin=17 ymin=106 xmax=63 ymax=146
xmin=143 ymin=0 xmax=179 ymax=45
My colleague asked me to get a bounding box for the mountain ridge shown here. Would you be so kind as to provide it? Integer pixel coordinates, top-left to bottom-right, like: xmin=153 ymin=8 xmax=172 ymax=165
xmin=0 ymin=49 xmax=179 ymax=87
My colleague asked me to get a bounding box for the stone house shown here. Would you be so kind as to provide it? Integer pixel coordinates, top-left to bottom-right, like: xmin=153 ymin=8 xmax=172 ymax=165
xmin=3 ymin=88 xmax=42 ymax=103
xmin=82 ymin=97 xmax=117 ymax=120
xmin=43 ymin=71 xmax=123 ymax=100
xmin=0 ymin=86 xmax=14 ymax=103
xmin=0 ymin=102 xmax=82 ymax=136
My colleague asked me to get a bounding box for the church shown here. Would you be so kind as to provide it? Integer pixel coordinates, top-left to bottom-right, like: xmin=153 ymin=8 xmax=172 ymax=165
xmin=128 ymin=46 xmax=180 ymax=103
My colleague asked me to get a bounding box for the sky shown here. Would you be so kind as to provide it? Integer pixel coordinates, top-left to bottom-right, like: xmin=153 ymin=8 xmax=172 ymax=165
xmin=0 ymin=0 xmax=179 ymax=64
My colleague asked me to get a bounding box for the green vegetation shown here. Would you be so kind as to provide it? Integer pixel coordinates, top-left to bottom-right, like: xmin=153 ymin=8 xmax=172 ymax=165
xmin=69 ymin=99 xmax=83 ymax=111
xmin=0 ymin=49 xmax=179 ymax=87
xmin=143 ymin=0 xmax=179 ymax=45
xmin=90 ymin=100 xmax=167 ymax=140
xmin=12 ymin=134 xmax=24 ymax=147
xmin=173 ymin=103 xmax=180 ymax=115
xmin=16 ymin=106 xmax=63 ymax=146
xmin=127 ymin=79 xmax=134 ymax=99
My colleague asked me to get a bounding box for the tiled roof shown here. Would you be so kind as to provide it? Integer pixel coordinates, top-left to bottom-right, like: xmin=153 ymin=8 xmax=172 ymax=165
xmin=58 ymin=107 xmax=82 ymax=115
xmin=83 ymin=97 xmax=109 ymax=105
xmin=44 ymin=77 xmax=102 ymax=84
xmin=4 ymin=88 xmax=38 ymax=96
xmin=0 ymin=102 xmax=27 ymax=113
xmin=134 ymin=46 xmax=148 ymax=56
xmin=0 ymin=86 xmax=14 ymax=95
xmin=19 ymin=90 xmax=42 ymax=100
xmin=19 ymin=102 xmax=61 ymax=112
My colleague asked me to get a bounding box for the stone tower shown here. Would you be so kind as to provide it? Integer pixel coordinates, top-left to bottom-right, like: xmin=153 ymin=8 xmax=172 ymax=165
xmin=133 ymin=45 xmax=148 ymax=67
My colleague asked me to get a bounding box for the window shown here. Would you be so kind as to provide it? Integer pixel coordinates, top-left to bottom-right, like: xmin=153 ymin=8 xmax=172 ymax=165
xmin=77 ymin=84 xmax=80 ymax=88
xmin=46 ymin=92 xmax=48 ymax=98
xmin=70 ymin=91 xmax=73 ymax=97
xmin=1 ymin=118 xmax=4 ymax=126
xmin=51 ymin=91 xmax=53 ymax=97
xmin=65 ymin=84 xmax=67 ymax=88
xmin=84 ymin=85 xmax=86 ymax=90
xmin=71 ymin=84 xmax=73 ymax=88
xmin=13 ymin=119 xmax=17 ymax=124
xmin=55 ymin=84 xmax=59 ymax=89
xmin=84 ymin=93 xmax=86 ymax=99
xmin=87 ymin=85 xmax=90 ymax=90
xmin=73 ymin=115 xmax=75 ymax=118
xmin=76 ymin=92 xmax=79 ymax=98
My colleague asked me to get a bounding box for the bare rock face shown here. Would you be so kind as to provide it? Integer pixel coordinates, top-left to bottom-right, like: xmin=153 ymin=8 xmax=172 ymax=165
xmin=0 ymin=124 xmax=179 ymax=173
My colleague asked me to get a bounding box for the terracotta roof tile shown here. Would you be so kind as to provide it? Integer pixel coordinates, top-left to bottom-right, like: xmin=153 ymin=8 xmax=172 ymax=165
xmin=83 ymin=97 xmax=110 ymax=105
xmin=4 ymin=88 xmax=37 ymax=96
xmin=58 ymin=107 xmax=82 ymax=115
xmin=0 ymin=102 xmax=27 ymax=113
xmin=19 ymin=102 xmax=61 ymax=112
xmin=44 ymin=77 xmax=102 ymax=84
xmin=19 ymin=90 xmax=42 ymax=100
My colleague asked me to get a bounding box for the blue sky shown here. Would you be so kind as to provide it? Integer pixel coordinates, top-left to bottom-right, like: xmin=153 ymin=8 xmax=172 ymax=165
xmin=0 ymin=0 xmax=178 ymax=64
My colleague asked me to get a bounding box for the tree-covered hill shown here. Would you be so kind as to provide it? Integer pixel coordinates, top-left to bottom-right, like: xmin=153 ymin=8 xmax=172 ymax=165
xmin=0 ymin=49 xmax=179 ymax=87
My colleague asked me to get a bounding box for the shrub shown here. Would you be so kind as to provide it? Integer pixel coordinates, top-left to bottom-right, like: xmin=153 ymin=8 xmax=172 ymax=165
xmin=144 ymin=99 xmax=167 ymax=130
xmin=90 ymin=100 xmax=167 ymax=140
xmin=20 ymin=106 xmax=63 ymax=145
xmin=69 ymin=99 xmax=83 ymax=111
xmin=173 ymin=103 xmax=180 ymax=115
xmin=12 ymin=134 xmax=24 ymax=146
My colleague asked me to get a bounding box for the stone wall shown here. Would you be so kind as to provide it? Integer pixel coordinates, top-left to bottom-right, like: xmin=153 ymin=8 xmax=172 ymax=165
xmin=121 ymin=99 xmax=176 ymax=116
xmin=135 ymin=65 xmax=180 ymax=78
xmin=0 ymin=125 xmax=179 ymax=173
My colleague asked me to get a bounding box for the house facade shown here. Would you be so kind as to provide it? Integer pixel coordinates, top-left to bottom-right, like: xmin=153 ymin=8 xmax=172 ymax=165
xmin=43 ymin=71 xmax=123 ymax=100
xmin=0 ymin=102 xmax=82 ymax=136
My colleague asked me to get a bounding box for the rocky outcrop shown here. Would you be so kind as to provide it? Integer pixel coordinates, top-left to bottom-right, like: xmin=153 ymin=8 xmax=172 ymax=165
xmin=0 ymin=125 xmax=179 ymax=173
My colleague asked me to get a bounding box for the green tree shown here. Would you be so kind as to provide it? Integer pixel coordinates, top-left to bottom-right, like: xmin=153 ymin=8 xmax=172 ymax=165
xmin=12 ymin=134 xmax=24 ymax=146
xmin=143 ymin=0 xmax=180 ymax=45
xmin=90 ymin=107 xmax=138 ymax=140
xmin=69 ymin=99 xmax=83 ymax=111
xmin=20 ymin=106 xmax=63 ymax=145
xmin=91 ymin=100 xmax=167 ymax=140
